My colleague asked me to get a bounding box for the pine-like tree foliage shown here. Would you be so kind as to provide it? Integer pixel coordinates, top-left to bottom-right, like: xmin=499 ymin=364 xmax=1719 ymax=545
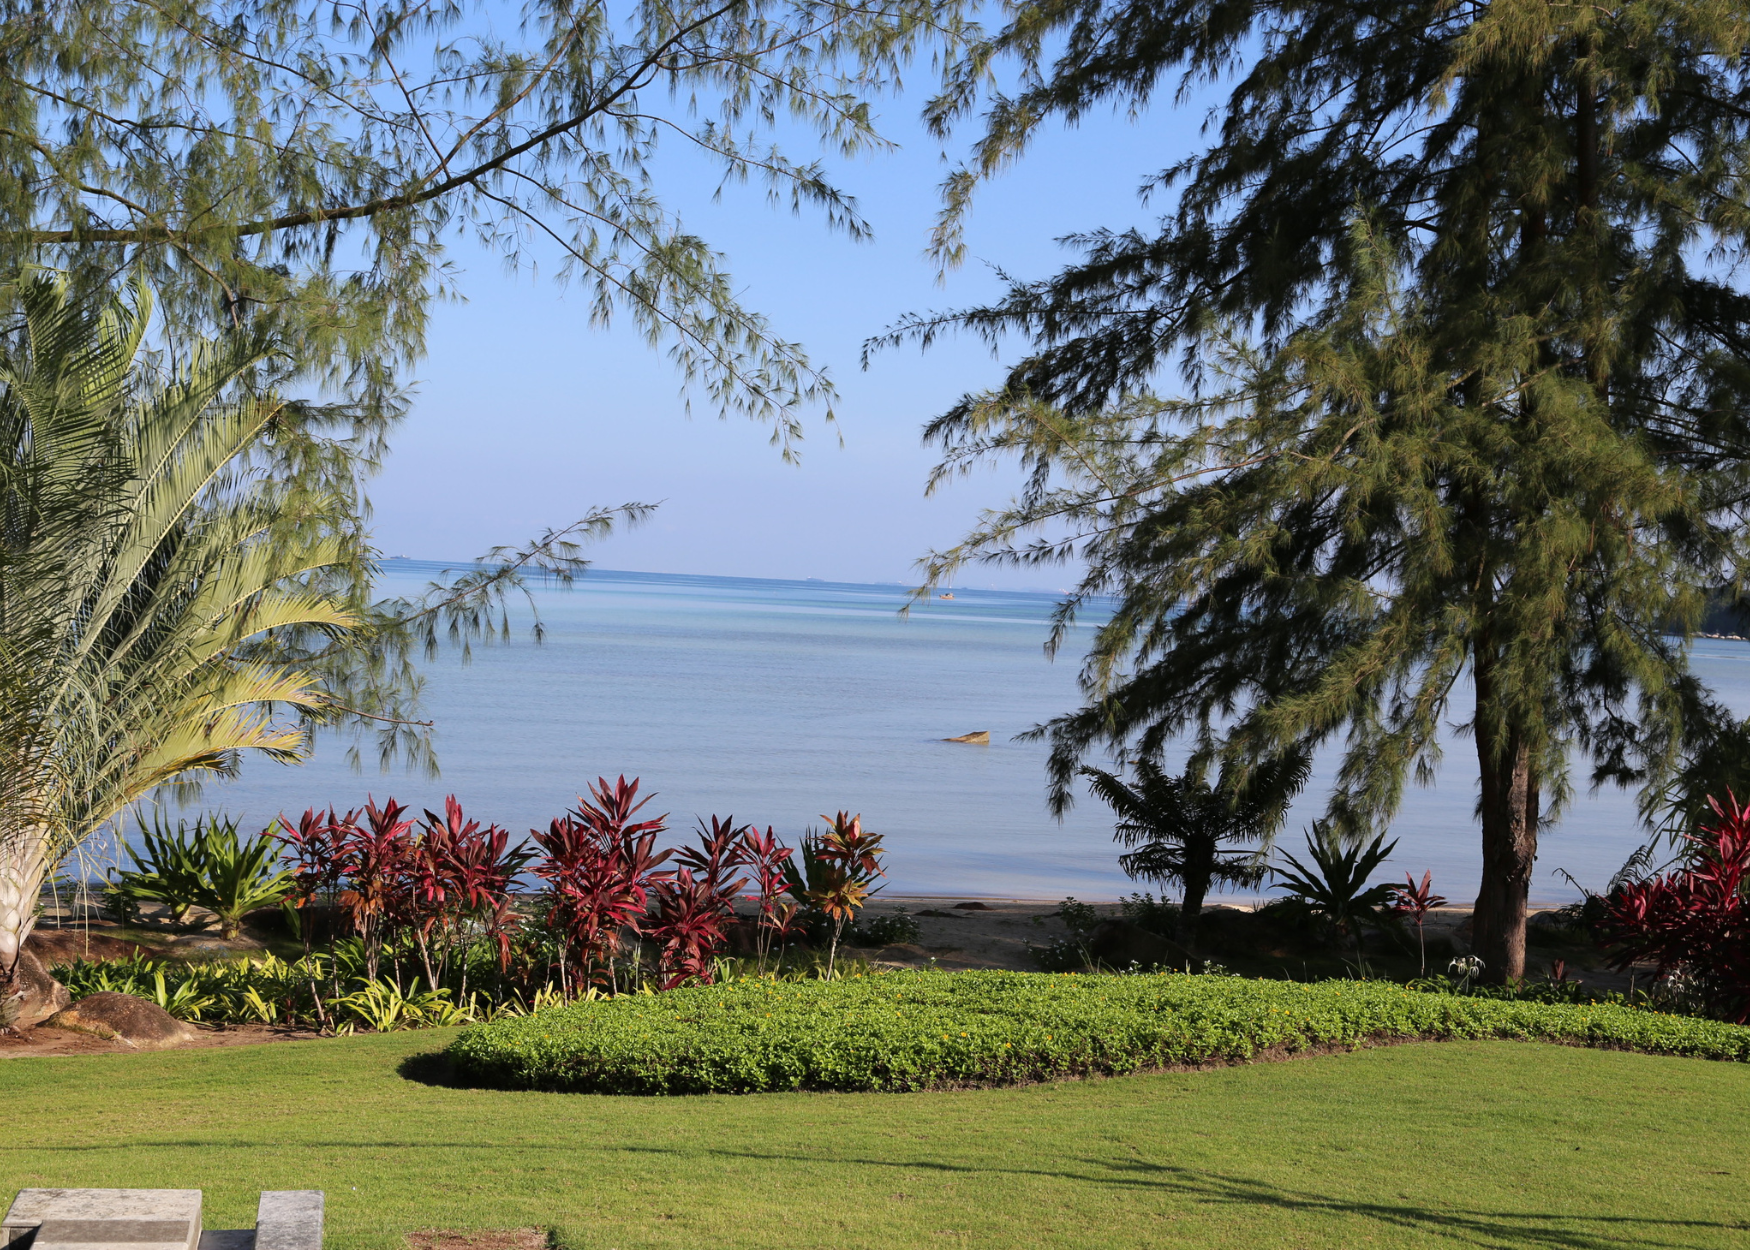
xmin=891 ymin=2 xmax=1750 ymax=980
xmin=0 ymin=0 xmax=977 ymax=444
xmin=0 ymin=0 xmax=979 ymax=772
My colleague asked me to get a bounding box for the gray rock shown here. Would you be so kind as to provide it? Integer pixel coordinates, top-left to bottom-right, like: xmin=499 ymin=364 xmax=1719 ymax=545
xmin=41 ymin=992 xmax=195 ymax=1050
xmin=3 ymin=948 xmax=72 ymax=1029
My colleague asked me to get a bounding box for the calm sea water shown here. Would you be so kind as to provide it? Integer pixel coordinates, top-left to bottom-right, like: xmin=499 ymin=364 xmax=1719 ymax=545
xmin=161 ymin=564 xmax=1750 ymax=904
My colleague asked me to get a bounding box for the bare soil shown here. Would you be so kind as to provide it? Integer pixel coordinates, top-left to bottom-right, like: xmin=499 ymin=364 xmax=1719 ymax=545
xmin=0 ymin=1020 xmax=325 ymax=1058
xmin=406 ymin=1231 xmax=547 ymax=1250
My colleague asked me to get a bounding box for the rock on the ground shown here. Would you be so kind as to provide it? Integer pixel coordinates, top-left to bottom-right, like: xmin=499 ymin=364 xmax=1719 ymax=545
xmin=1085 ymin=919 xmax=1193 ymax=971
xmin=3 ymin=948 xmax=72 ymax=1028
xmin=25 ymin=929 xmax=157 ymax=964
xmin=42 ymin=991 xmax=195 ymax=1049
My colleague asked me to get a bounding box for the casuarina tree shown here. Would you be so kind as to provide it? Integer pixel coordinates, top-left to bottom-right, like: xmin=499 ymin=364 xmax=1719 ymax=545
xmin=886 ymin=1 xmax=1750 ymax=981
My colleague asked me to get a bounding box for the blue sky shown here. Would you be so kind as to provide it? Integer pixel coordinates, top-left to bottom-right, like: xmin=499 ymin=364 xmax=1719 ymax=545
xmin=364 ymin=81 xmax=1192 ymax=589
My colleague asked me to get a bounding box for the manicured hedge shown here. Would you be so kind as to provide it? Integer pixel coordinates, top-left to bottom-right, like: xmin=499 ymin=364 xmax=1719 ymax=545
xmin=443 ymin=970 xmax=1750 ymax=1094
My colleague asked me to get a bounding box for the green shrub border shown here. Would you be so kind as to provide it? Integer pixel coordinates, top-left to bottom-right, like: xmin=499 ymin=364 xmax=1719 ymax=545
xmin=444 ymin=969 xmax=1750 ymax=1095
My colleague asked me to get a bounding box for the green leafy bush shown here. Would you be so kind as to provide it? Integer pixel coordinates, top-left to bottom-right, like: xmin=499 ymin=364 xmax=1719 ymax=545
xmin=52 ymin=952 xmax=476 ymax=1031
xmin=1026 ymin=935 xmax=1092 ymax=972
xmin=848 ymin=909 xmax=920 ymax=946
xmin=444 ymin=969 xmax=1750 ymax=1095
xmin=1118 ymin=893 xmax=1182 ymax=936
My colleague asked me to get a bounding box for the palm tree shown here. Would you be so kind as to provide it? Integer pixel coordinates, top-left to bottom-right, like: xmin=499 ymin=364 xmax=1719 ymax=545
xmin=0 ymin=272 xmax=356 ymax=996
xmin=1080 ymin=755 xmax=1309 ymax=948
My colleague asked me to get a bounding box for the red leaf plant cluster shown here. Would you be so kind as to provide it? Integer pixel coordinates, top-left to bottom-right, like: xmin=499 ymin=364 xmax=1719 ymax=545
xmin=1600 ymin=793 xmax=1750 ymax=1023
xmin=275 ymin=776 xmax=854 ymax=1005
xmin=278 ymin=797 xmax=530 ymax=995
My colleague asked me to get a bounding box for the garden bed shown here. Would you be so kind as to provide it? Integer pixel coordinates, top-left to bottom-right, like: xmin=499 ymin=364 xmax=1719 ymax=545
xmin=444 ymin=969 xmax=1750 ymax=1094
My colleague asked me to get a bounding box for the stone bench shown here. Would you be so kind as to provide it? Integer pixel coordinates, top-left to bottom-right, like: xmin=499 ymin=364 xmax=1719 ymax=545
xmin=3 ymin=1191 xmax=321 ymax=1250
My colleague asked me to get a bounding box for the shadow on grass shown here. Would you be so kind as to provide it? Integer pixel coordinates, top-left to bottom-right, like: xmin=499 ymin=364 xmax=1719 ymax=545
xmin=397 ymin=1050 xmax=461 ymax=1087
xmin=0 ymin=1133 xmax=1735 ymax=1249
xmin=608 ymin=1145 xmax=1740 ymax=1250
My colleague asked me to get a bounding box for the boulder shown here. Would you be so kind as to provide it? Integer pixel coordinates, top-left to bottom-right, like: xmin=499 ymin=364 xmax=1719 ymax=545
xmin=2 ymin=948 xmax=72 ymax=1029
xmin=25 ymin=929 xmax=157 ymax=964
xmin=1085 ymin=919 xmax=1193 ymax=971
xmin=41 ymin=991 xmax=195 ymax=1049
xmin=942 ymin=731 xmax=990 ymax=744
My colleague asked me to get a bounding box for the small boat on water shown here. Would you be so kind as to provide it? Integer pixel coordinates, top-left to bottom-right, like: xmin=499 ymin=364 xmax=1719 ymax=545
xmin=940 ymin=592 xmax=954 ymax=599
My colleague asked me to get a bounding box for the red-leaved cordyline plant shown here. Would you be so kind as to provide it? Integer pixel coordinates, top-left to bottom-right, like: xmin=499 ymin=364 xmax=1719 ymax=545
xmin=273 ymin=806 xmax=358 ymax=1028
xmin=408 ymin=797 xmax=532 ymax=998
xmin=336 ymin=798 xmax=414 ymax=982
xmin=276 ymin=807 xmax=355 ymax=943
xmin=647 ymin=816 xmax=751 ymax=987
xmin=1601 ymin=792 xmax=1750 ymax=1022
xmin=650 ymin=866 xmax=739 ymax=988
xmin=531 ymin=776 xmax=670 ymax=995
xmin=781 ymin=812 xmax=886 ymax=978
xmin=1390 ymin=871 xmax=1448 ymax=976
xmin=738 ymin=824 xmax=798 ymax=973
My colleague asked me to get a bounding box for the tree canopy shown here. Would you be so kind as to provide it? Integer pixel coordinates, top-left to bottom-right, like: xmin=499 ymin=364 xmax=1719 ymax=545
xmin=895 ymin=0 xmax=1750 ymax=979
xmin=0 ymin=0 xmax=978 ymax=770
xmin=0 ymin=272 xmax=359 ymax=983
xmin=0 ymin=0 xmax=973 ymax=441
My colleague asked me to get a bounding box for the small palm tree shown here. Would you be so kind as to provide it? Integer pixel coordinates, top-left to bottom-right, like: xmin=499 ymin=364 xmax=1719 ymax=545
xmin=1080 ymin=754 xmax=1309 ymax=948
xmin=0 ymin=273 xmax=356 ymax=994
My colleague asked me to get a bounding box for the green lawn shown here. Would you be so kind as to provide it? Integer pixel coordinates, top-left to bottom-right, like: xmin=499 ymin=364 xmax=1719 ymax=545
xmin=4 ymin=1032 xmax=1744 ymax=1249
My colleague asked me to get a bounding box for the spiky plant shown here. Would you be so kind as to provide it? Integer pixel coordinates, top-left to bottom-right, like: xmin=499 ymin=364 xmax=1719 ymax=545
xmin=1080 ymin=755 xmax=1307 ymax=949
xmin=0 ymin=271 xmax=356 ymax=991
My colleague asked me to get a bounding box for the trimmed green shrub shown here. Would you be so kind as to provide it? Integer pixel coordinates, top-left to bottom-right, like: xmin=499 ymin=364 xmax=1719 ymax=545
xmin=444 ymin=969 xmax=1750 ymax=1095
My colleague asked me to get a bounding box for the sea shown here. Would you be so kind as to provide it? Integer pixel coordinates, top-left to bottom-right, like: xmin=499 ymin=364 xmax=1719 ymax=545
xmin=140 ymin=562 xmax=1750 ymax=905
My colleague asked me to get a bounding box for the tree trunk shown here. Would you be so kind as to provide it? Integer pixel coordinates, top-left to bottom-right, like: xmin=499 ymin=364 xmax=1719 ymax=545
xmin=0 ymin=826 xmax=47 ymax=987
xmin=1472 ymin=660 xmax=1539 ymax=983
xmin=1177 ymin=841 xmax=1214 ymax=951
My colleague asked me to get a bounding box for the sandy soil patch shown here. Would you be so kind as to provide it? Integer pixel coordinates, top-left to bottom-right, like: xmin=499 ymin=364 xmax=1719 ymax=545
xmin=406 ymin=1232 xmax=547 ymax=1250
xmin=0 ymin=1020 xmax=326 ymax=1059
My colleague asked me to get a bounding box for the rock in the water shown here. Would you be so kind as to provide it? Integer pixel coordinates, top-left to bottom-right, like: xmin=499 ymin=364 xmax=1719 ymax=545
xmin=3 ymin=948 xmax=72 ymax=1029
xmin=1085 ymin=919 xmax=1192 ymax=971
xmin=42 ymin=991 xmax=195 ymax=1049
xmin=942 ymin=730 xmax=990 ymax=744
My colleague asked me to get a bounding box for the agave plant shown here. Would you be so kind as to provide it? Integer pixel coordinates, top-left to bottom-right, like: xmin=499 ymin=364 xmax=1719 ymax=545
xmin=0 ymin=272 xmax=357 ymax=994
xmin=113 ymin=815 xmax=294 ymax=937
xmin=111 ymin=818 xmax=212 ymax=924
xmin=189 ymin=820 xmax=295 ymax=939
xmin=1272 ymin=823 xmax=1400 ymax=957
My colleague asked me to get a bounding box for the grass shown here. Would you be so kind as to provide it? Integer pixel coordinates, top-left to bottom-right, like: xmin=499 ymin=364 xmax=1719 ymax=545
xmin=2 ymin=1029 xmax=1746 ymax=1249
xmin=447 ymin=970 xmax=1750 ymax=1093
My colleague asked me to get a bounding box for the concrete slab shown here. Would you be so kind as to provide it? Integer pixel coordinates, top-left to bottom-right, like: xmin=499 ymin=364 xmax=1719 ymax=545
xmin=3 ymin=1193 xmax=200 ymax=1250
xmin=33 ymin=1221 xmax=196 ymax=1250
xmin=253 ymin=1194 xmax=320 ymax=1250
